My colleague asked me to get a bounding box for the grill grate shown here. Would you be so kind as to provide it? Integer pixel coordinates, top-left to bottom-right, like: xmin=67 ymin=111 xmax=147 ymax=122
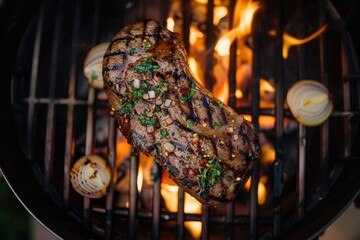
xmin=8 ymin=0 xmax=360 ymax=239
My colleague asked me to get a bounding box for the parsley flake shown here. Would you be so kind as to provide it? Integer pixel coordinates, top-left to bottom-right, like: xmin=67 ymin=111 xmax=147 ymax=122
xmin=180 ymin=89 xmax=197 ymax=102
xmin=133 ymin=59 xmax=159 ymax=74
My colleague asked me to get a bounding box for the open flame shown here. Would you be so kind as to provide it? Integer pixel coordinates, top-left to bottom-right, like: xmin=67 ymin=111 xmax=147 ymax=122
xmin=245 ymin=176 xmax=268 ymax=205
xmin=137 ymin=165 xmax=143 ymax=193
xmin=161 ymin=183 xmax=202 ymax=239
xmin=215 ymin=0 xmax=260 ymax=56
xmin=116 ymin=135 xmax=132 ymax=166
xmin=211 ymin=0 xmax=259 ymax=105
xmin=166 ymin=17 xmax=175 ymax=32
xmin=214 ymin=6 xmax=228 ymax=25
xmin=282 ymin=24 xmax=327 ymax=59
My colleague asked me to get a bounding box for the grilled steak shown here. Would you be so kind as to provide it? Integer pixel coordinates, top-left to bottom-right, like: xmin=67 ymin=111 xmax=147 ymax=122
xmin=103 ymin=19 xmax=261 ymax=206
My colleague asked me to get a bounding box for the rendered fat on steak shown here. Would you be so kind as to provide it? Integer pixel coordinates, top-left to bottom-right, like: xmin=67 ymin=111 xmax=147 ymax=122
xmin=103 ymin=19 xmax=261 ymax=206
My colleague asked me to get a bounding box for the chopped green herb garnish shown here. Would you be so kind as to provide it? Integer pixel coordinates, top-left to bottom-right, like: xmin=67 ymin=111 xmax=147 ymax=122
xmin=91 ymin=71 xmax=98 ymax=80
xmin=155 ymin=106 xmax=161 ymax=112
xmin=134 ymin=89 xmax=144 ymax=100
xmin=138 ymin=115 xmax=157 ymax=126
xmin=129 ymin=47 xmax=136 ymax=55
xmin=141 ymin=82 xmax=148 ymax=90
xmin=119 ymin=101 xmax=134 ymax=116
xmin=142 ymin=41 xmax=151 ymax=51
xmin=160 ymin=129 xmax=169 ymax=137
xmin=214 ymin=121 xmax=222 ymax=127
xmin=187 ymin=120 xmax=193 ymax=127
xmin=161 ymin=109 xmax=168 ymax=116
xmin=133 ymin=59 xmax=159 ymax=74
xmin=197 ymin=157 xmax=226 ymax=195
xmin=156 ymin=142 xmax=162 ymax=147
xmin=180 ymin=89 xmax=197 ymax=102
xmin=158 ymin=80 xmax=168 ymax=88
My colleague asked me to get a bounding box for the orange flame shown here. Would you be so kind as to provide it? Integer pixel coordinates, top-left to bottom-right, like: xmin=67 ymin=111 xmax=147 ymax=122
xmin=166 ymin=17 xmax=175 ymax=32
xmin=245 ymin=176 xmax=268 ymax=205
xmin=116 ymin=135 xmax=132 ymax=166
xmin=161 ymin=184 xmax=202 ymax=239
xmin=212 ymin=0 xmax=259 ymax=105
xmin=137 ymin=165 xmax=143 ymax=192
xmin=189 ymin=57 xmax=204 ymax=86
xmin=214 ymin=6 xmax=228 ymax=25
xmin=244 ymin=115 xmax=275 ymax=129
xmin=215 ymin=0 xmax=260 ymax=56
xmin=190 ymin=25 xmax=204 ymax=46
xmin=215 ymin=29 xmax=238 ymax=56
xmin=282 ymin=24 xmax=327 ymax=59
xmin=212 ymin=62 xmax=230 ymax=104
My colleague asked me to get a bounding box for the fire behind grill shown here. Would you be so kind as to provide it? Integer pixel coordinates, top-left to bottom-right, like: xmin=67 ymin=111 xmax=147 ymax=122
xmin=1 ymin=0 xmax=360 ymax=239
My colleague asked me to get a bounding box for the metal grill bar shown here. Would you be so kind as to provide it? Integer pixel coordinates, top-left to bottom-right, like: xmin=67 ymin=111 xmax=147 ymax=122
xmin=63 ymin=0 xmax=82 ymax=209
xmin=83 ymin=0 xmax=101 ymax=228
xmin=44 ymin=0 xmax=65 ymax=190
xmin=27 ymin=1 xmax=45 ymax=160
xmin=225 ymin=201 xmax=234 ymax=239
xmin=296 ymin=0 xmax=307 ymax=221
xmin=226 ymin=1 xmax=239 ymax=238
xmin=182 ymin=0 xmax=191 ymax=52
xmin=105 ymin=119 xmax=116 ymax=239
xmin=129 ymin=151 xmax=139 ymax=239
xmin=228 ymin=0 xmax=237 ymax=109
xmin=274 ymin=0 xmax=285 ymax=237
xmin=201 ymin=205 xmax=209 ymax=240
xmin=152 ymin=163 xmax=161 ymax=240
xmin=205 ymin=0 xmax=215 ymax=91
xmin=298 ymin=124 xmax=306 ymax=220
xmin=319 ymin=0 xmax=330 ymax=200
xmin=250 ymin=5 xmax=262 ymax=239
xmin=177 ymin=188 xmax=185 ymax=240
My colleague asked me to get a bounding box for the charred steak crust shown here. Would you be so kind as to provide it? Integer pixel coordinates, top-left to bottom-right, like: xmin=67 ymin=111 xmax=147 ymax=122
xmin=103 ymin=19 xmax=261 ymax=206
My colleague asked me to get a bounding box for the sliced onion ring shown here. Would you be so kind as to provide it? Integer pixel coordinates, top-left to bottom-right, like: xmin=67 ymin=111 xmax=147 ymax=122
xmin=286 ymin=80 xmax=333 ymax=126
xmin=70 ymin=155 xmax=111 ymax=198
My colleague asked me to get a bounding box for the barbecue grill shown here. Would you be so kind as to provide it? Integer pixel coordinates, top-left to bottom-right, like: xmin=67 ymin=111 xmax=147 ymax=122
xmin=1 ymin=0 xmax=360 ymax=239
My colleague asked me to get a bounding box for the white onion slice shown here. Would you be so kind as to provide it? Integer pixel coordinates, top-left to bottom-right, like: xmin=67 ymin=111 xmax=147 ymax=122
xmin=70 ymin=155 xmax=111 ymax=198
xmin=286 ymin=80 xmax=333 ymax=126
xmin=83 ymin=42 xmax=109 ymax=89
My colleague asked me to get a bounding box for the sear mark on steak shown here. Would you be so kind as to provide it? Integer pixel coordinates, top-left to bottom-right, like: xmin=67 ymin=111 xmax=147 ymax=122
xmin=103 ymin=19 xmax=261 ymax=206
